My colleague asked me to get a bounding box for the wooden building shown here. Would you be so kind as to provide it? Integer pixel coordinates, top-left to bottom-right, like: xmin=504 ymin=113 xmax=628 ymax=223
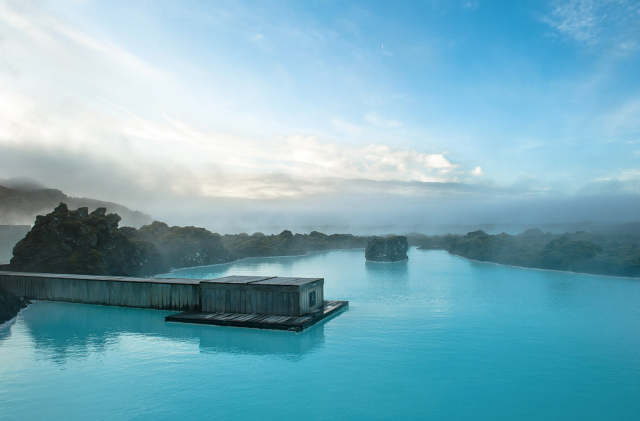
xmin=0 ymin=271 xmax=346 ymax=332
xmin=200 ymin=276 xmax=324 ymax=316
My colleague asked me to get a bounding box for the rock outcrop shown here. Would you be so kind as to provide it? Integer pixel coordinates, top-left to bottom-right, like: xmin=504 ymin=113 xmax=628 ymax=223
xmin=221 ymin=230 xmax=306 ymax=259
xmin=418 ymin=229 xmax=640 ymax=278
xmin=293 ymin=231 xmax=369 ymax=251
xmin=10 ymin=203 xmax=164 ymax=276
xmin=365 ymin=236 xmax=409 ymax=262
xmin=0 ymin=284 xmax=30 ymax=325
xmin=127 ymin=221 xmax=236 ymax=270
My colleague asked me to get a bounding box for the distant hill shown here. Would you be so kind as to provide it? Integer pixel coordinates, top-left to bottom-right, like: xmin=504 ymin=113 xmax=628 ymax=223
xmin=0 ymin=178 xmax=154 ymax=228
xmin=0 ymin=177 xmax=48 ymax=191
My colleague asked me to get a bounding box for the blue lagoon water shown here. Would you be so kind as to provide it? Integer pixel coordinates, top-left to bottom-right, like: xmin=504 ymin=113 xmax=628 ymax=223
xmin=2 ymin=249 xmax=640 ymax=420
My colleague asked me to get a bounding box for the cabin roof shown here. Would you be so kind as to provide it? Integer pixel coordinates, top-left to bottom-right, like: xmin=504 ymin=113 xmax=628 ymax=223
xmin=0 ymin=272 xmax=323 ymax=287
xmin=0 ymin=271 xmax=203 ymax=285
xmin=202 ymin=275 xmax=322 ymax=286
xmin=201 ymin=275 xmax=275 ymax=284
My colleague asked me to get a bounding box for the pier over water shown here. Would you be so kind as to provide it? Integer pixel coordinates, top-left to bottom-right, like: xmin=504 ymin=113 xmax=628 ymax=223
xmin=0 ymin=271 xmax=347 ymax=332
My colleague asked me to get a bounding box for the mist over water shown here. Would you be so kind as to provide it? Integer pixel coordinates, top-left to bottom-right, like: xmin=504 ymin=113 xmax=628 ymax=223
xmin=139 ymin=192 xmax=640 ymax=235
xmin=4 ymin=174 xmax=640 ymax=235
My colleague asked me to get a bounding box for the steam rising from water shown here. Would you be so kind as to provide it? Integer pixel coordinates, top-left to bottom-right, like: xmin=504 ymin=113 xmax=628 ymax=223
xmin=1 ymin=0 xmax=639 ymax=234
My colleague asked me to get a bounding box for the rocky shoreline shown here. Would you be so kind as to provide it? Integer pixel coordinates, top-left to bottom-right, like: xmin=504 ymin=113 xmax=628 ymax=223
xmin=13 ymin=203 xmax=639 ymax=280
xmin=415 ymin=229 xmax=640 ymax=278
xmin=365 ymin=236 xmax=409 ymax=262
xmin=0 ymin=284 xmax=30 ymax=325
xmin=6 ymin=203 xmax=379 ymax=276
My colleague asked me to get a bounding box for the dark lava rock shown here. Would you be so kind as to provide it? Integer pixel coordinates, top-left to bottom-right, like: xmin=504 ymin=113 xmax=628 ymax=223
xmin=0 ymin=284 xmax=30 ymax=325
xmin=365 ymin=236 xmax=409 ymax=262
xmin=130 ymin=221 xmax=236 ymax=270
xmin=294 ymin=231 xmax=369 ymax=251
xmin=534 ymin=235 xmax=603 ymax=271
xmin=10 ymin=203 xmax=164 ymax=276
xmin=221 ymin=230 xmax=306 ymax=259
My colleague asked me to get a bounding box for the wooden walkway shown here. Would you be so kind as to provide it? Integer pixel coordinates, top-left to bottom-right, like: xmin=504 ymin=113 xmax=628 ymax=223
xmin=165 ymin=300 xmax=348 ymax=332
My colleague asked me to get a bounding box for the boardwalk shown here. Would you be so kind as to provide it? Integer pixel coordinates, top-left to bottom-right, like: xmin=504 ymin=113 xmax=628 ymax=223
xmin=0 ymin=271 xmax=348 ymax=332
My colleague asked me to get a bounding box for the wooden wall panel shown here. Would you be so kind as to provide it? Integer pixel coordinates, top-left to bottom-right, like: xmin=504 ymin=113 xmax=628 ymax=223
xmin=1 ymin=273 xmax=324 ymax=315
xmin=0 ymin=274 xmax=200 ymax=311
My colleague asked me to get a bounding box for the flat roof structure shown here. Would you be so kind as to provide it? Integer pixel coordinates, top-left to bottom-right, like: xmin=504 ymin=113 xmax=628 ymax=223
xmin=200 ymin=276 xmax=324 ymax=316
xmin=0 ymin=271 xmax=348 ymax=332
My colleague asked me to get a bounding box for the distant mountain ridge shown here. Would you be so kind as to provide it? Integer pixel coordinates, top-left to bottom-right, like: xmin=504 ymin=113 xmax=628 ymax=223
xmin=0 ymin=178 xmax=153 ymax=228
xmin=0 ymin=177 xmax=48 ymax=191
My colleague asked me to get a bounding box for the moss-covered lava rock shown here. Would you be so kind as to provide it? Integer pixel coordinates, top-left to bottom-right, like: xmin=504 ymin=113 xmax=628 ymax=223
xmin=221 ymin=230 xmax=306 ymax=259
xmin=130 ymin=221 xmax=236 ymax=270
xmin=293 ymin=231 xmax=369 ymax=251
xmin=0 ymin=284 xmax=30 ymax=325
xmin=10 ymin=203 xmax=164 ymax=276
xmin=417 ymin=228 xmax=640 ymax=278
xmin=365 ymin=236 xmax=409 ymax=262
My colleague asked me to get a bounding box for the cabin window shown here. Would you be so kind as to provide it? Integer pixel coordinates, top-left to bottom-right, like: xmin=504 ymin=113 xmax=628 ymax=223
xmin=309 ymin=291 xmax=316 ymax=307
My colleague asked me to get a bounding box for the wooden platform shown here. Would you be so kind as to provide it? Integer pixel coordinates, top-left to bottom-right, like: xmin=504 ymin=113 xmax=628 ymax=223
xmin=165 ymin=300 xmax=348 ymax=332
xmin=0 ymin=272 xmax=349 ymax=331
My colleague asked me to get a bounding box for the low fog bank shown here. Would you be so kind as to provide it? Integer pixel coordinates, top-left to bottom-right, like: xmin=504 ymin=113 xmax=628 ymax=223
xmin=140 ymin=193 xmax=640 ymax=236
xmin=0 ymin=178 xmax=153 ymax=228
xmin=4 ymin=177 xmax=640 ymax=236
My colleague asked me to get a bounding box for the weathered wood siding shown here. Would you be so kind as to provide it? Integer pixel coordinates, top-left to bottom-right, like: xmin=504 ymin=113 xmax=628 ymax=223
xmin=0 ymin=272 xmax=326 ymax=315
xmin=299 ymin=284 xmax=324 ymax=315
xmin=200 ymin=284 xmax=303 ymax=316
xmin=0 ymin=272 xmax=200 ymax=311
xmin=201 ymin=283 xmax=324 ymax=316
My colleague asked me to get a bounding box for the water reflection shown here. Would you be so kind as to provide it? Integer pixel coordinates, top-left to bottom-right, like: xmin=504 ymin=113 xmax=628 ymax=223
xmin=0 ymin=319 xmax=16 ymax=346
xmin=365 ymin=259 xmax=409 ymax=282
xmin=190 ymin=323 xmax=324 ymax=358
xmin=11 ymin=301 xmax=325 ymax=363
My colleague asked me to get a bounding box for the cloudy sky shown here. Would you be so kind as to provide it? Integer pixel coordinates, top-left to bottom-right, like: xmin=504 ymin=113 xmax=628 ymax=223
xmin=1 ymin=0 xmax=639 ymax=231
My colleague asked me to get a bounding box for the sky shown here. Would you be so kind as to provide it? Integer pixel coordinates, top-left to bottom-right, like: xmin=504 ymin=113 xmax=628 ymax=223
xmin=0 ymin=0 xmax=639 ymax=232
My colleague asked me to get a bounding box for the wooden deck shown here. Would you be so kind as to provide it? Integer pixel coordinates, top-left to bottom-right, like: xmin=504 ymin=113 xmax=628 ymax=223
xmin=165 ymin=300 xmax=348 ymax=332
xmin=0 ymin=271 xmax=349 ymax=331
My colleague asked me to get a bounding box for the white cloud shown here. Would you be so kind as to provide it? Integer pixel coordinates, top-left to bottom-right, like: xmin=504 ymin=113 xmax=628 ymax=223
xmin=250 ymin=33 xmax=272 ymax=52
xmin=330 ymin=118 xmax=363 ymax=135
xmin=543 ymin=0 xmax=640 ymax=53
xmin=593 ymin=167 xmax=640 ymax=181
xmin=472 ymin=166 xmax=482 ymax=176
xmin=461 ymin=1 xmax=480 ymax=12
xmin=602 ymin=96 xmax=640 ymax=133
xmin=583 ymin=169 xmax=640 ymax=194
xmin=364 ymin=113 xmax=402 ymax=128
xmin=0 ymin=85 xmax=461 ymax=199
xmin=0 ymin=1 xmax=163 ymax=80
xmin=0 ymin=0 xmax=475 ymax=203
xmin=544 ymin=0 xmax=601 ymax=43
xmin=277 ymin=134 xmax=456 ymax=183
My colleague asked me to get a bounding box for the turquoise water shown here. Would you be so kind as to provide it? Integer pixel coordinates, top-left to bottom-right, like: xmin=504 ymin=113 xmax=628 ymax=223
xmin=2 ymin=249 xmax=640 ymax=420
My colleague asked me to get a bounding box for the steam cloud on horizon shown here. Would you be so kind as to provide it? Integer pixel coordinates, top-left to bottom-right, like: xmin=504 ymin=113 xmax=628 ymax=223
xmin=1 ymin=0 xmax=639 ymax=234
